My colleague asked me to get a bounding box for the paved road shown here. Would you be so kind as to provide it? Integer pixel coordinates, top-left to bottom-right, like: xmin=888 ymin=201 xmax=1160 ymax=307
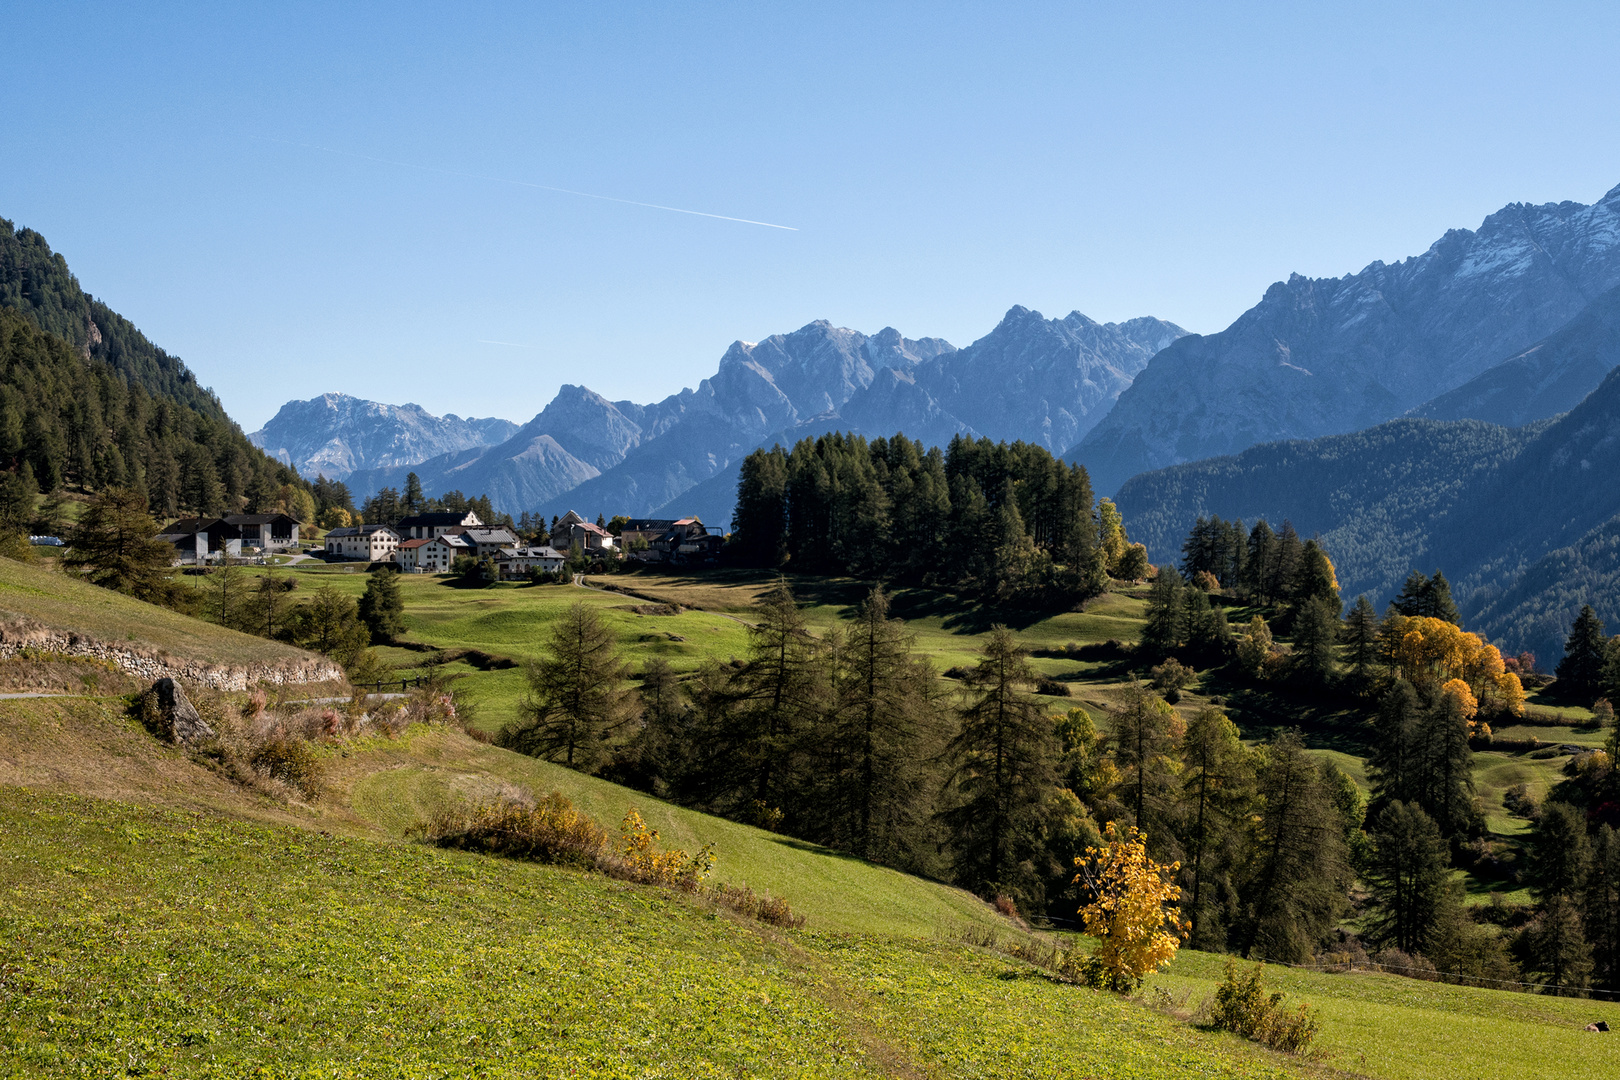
xmin=0 ymin=692 xmax=71 ymax=700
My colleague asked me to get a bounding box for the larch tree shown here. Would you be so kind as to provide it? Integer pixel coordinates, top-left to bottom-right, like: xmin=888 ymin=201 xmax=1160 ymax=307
xmin=500 ymin=601 xmax=641 ymax=771
xmin=822 ymin=585 xmax=939 ymax=862
xmin=1364 ymin=801 xmax=1451 ymax=955
xmin=1239 ymin=730 xmax=1349 ymax=963
xmin=1177 ymin=705 xmax=1251 ymax=947
xmin=1111 ymin=679 xmax=1179 ymax=844
xmin=1557 ymin=605 xmax=1609 ymax=704
xmin=941 ymin=625 xmax=1057 ymax=905
xmin=63 ymin=488 xmax=181 ymax=604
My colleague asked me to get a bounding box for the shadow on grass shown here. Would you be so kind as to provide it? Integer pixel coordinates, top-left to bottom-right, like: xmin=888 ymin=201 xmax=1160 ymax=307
xmin=1200 ymin=666 xmax=1375 ymax=757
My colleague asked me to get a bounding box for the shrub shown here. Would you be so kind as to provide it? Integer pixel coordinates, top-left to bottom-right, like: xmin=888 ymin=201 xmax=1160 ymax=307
xmin=422 ymin=792 xmax=608 ymax=869
xmin=1211 ymin=959 xmax=1319 ymax=1054
xmin=1034 ymin=675 xmax=1071 ymax=697
xmin=249 ymin=737 xmax=323 ymax=798
xmin=618 ymin=809 xmax=714 ymax=889
xmin=711 ymin=883 xmax=807 ymax=929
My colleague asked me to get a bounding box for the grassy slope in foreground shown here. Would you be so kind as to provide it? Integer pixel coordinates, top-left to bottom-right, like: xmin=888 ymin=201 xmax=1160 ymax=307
xmin=0 ymin=693 xmax=995 ymax=939
xmin=0 ymin=557 xmax=319 ymax=669
xmin=0 ymin=786 xmax=1303 ymax=1079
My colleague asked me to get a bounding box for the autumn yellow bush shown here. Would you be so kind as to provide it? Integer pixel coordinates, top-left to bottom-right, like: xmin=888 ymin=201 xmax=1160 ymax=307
xmin=1069 ymin=822 xmax=1188 ymax=992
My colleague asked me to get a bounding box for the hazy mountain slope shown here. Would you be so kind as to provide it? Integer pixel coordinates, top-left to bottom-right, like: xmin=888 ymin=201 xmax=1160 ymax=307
xmin=1410 ymin=282 xmax=1620 ymax=427
xmin=1074 ymin=183 xmax=1620 ymax=494
xmin=1114 ymin=366 xmax=1620 ymax=658
xmin=1114 ymin=418 xmax=1545 ymax=607
xmin=250 ymin=393 xmax=517 ymax=480
xmin=1 ymin=217 xmax=228 ymax=421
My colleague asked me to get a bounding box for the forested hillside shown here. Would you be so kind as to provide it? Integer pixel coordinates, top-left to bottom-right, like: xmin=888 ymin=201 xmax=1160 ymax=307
xmin=0 ymin=219 xmax=228 ymax=421
xmin=0 ymin=218 xmax=312 ymax=529
xmin=1116 ymin=368 xmax=1620 ymax=659
xmin=0 ymin=309 xmax=307 ymax=521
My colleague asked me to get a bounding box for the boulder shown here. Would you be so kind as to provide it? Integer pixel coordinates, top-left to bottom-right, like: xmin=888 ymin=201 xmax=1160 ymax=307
xmin=1586 ymin=1021 xmax=1610 ymax=1032
xmin=145 ymin=678 xmax=215 ymax=745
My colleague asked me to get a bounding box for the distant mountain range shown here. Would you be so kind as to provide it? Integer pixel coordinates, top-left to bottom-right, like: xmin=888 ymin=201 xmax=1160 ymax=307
xmin=250 ymin=395 xmax=517 ymax=481
xmin=1115 ymin=363 xmax=1620 ymax=660
xmin=324 ymin=308 xmax=1185 ymax=524
xmin=1072 ymin=184 xmax=1620 ymax=494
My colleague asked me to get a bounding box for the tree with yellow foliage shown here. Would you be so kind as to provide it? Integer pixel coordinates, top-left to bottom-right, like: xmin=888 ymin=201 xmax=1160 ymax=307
xmin=1388 ymin=614 xmax=1524 ymax=718
xmin=1069 ymin=822 xmax=1188 ymax=991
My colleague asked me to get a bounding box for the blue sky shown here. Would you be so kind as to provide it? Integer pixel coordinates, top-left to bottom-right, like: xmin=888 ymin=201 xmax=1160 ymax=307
xmin=5 ymin=2 xmax=1620 ymax=430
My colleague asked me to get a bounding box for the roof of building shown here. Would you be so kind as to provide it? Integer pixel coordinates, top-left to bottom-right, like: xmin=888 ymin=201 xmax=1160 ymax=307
xmin=326 ymin=527 xmax=361 ymax=538
xmin=396 ymin=511 xmax=480 ymax=529
xmin=398 ymin=537 xmax=435 ymax=549
xmin=496 ymin=545 xmax=566 ymax=560
xmin=457 ymin=527 xmax=517 ymax=542
xmin=671 ymin=518 xmax=698 ymax=527
xmin=164 ymin=517 xmax=237 ymax=534
xmin=358 ymin=524 xmax=398 ymax=536
xmin=224 ymin=513 xmax=301 ymax=526
xmin=620 ymin=518 xmax=676 ymax=531
xmin=573 ymin=522 xmax=611 ymax=536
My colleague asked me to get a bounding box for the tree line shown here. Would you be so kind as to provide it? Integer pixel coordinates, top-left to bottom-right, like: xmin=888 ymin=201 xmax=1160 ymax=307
xmin=730 ymin=432 xmax=1149 ymax=601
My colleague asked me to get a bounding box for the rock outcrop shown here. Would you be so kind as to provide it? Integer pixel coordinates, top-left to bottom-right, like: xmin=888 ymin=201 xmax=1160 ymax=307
xmin=143 ymin=677 xmax=215 ymax=745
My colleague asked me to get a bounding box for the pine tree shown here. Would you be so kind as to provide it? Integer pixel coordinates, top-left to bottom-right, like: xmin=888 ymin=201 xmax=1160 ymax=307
xmin=403 ymin=472 xmax=425 ymax=515
xmin=941 ymin=626 xmax=1057 ymax=904
xmin=500 ymin=601 xmax=640 ymax=770
xmin=1368 ymin=679 xmax=1422 ymax=808
xmin=1340 ymin=595 xmax=1380 ymax=691
xmin=357 ymin=568 xmax=405 ymax=643
xmin=1528 ymin=801 xmax=1592 ymax=903
xmin=1140 ymin=568 xmax=1185 ymax=655
xmin=1271 ymin=522 xmax=1304 ymax=603
xmin=732 ymin=447 xmax=789 ymax=567
xmin=288 ymin=584 xmax=369 ymax=668
xmin=1585 ymin=825 xmax=1620 ymax=991
xmin=63 ymin=488 xmax=182 ymax=605
xmin=821 ymin=586 xmax=939 ymax=862
xmin=1178 ymin=705 xmax=1250 ymax=947
xmin=1112 ymin=680 xmax=1179 ymax=843
xmin=1243 ymin=520 xmax=1279 ymax=602
xmin=1394 ymin=571 xmax=1432 ymax=617
xmin=1427 ymin=571 xmax=1460 ymax=625
xmin=1416 ymin=688 xmax=1476 ymax=837
xmin=1556 ymin=605 xmax=1609 ymax=703
xmin=1527 ymin=896 xmax=1594 ymax=995
xmin=1239 ymin=730 xmax=1349 ymax=962
xmin=1290 ymin=597 xmax=1340 ymax=687
xmin=1364 ymin=801 xmax=1451 ymax=955
xmin=1293 ymin=541 xmax=1340 ymax=612
xmin=715 ymin=580 xmax=828 ymax=820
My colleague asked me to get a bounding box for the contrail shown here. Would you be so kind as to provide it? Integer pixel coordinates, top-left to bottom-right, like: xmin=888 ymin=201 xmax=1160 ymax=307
xmin=248 ymin=134 xmax=799 ymax=231
xmin=477 ymin=339 xmax=534 ymax=348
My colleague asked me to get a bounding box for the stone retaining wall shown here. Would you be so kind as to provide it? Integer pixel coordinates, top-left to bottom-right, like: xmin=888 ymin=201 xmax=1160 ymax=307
xmin=0 ymin=619 xmax=343 ymax=691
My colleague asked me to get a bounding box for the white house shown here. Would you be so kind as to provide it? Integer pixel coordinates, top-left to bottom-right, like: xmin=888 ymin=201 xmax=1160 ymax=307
xmin=398 ymin=534 xmax=469 ymax=573
xmin=452 ymin=526 xmax=519 ymax=558
xmin=323 ymin=524 xmax=400 ymax=562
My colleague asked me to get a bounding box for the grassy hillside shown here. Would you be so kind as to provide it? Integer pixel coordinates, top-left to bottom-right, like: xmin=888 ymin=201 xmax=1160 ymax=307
xmin=0 ymin=557 xmax=325 ymax=670
xmin=4 ymin=695 xmax=1619 ymax=1077
xmin=0 ymin=784 xmax=1312 ymax=1079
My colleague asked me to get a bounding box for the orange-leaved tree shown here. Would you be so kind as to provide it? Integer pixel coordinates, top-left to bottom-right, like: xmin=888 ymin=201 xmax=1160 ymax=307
xmin=1388 ymin=615 xmax=1524 ymax=719
xmin=1070 ymin=822 xmax=1188 ymax=991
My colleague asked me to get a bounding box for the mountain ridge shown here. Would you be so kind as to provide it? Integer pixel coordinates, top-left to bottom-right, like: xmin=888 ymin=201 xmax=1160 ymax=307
xmin=1072 ymin=184 xmax=1620 ymax=494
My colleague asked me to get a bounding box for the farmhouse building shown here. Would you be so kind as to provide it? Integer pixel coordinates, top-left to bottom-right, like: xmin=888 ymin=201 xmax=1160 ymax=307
xmin=494 ymin=545 xmax=567 ymax=580
xmin=323 ymin=524 xmax=400 ymax=562
xmin=395 ymin=510 xmax=482 ymax=540
xmin=397 ymin=534 xmax=469 ymax=573
xmin=555 ymin=510 xmax=615 ymax=553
